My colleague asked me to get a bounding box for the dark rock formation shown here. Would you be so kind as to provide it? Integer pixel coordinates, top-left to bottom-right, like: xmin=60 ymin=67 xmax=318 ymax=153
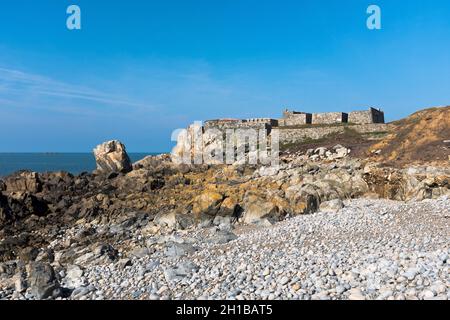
xmin=0 ymin=193 xmax=12 ymax=224
xmin=3 ymin=171 xmax=41 ymax=194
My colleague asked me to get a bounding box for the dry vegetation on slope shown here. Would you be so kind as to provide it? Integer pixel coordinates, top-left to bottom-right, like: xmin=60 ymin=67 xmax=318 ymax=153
xmin=369 ymin=106 xmax=450 ymax=167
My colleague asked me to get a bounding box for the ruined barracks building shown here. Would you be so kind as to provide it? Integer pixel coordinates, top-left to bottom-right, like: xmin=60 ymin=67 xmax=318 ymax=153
xmin=204 ymin=107 xmax=385 ymax=131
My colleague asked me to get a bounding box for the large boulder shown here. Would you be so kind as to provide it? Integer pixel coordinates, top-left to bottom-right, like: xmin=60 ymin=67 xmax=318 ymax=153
xmin=27 ymin=262 xmax=61 ymax=299
xmin=154 ymin=210 xmax=195 ymax=230
xmin=93 ymin=140 xmax=132 ymax=174
xmin=192 ymin=191 xmax=223 ymax=217
xmin=63 ymin=265 xmax=84 ymax=290
xmin=319 ymin=199 xmax=344 ymax=213
xmin=218 ymin=197 xmax=240 ymax=217
xmin=243 ymin=192 xmax=281 ymax=225
xmin=285 ymin=184 xmax=321 ymax=215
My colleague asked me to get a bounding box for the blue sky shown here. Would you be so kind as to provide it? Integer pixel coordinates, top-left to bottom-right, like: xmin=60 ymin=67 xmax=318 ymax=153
xmin=0 ymin=0 xmax=449 ymax=152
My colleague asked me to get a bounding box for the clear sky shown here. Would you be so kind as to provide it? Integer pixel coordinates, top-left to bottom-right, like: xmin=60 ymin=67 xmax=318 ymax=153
xmin=0 ymin=0 xmax=449 ymax=152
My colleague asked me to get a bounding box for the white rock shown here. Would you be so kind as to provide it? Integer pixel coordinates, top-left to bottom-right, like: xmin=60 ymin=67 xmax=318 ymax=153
xmin=348 ymin=288 xmax=365 ymax=300
xmin=65 ymin=265 xmax=84 ymax=289
xmin=319 ymin=199 xmax=344 ymax=213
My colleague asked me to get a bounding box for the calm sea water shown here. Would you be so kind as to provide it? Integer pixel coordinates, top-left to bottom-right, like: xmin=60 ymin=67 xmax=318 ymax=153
xmin=0 ymin=153 xmax=158 ymax=177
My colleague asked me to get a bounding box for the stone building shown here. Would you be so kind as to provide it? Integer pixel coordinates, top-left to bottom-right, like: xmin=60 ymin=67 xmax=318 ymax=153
xmin=311 ymin=112 xmax=349 ymax=125
xmin=348 ymin=108 xmax=385 ymax=124
xmin=245 ymin=118 xmax=279 ymax=126
xmin=280 ymin=107 xmax=384 ymax=126
xmin=282 ymin=110 xmax=312 ymax=126
xmin=203 ymin=107 xmax=384 ymax=132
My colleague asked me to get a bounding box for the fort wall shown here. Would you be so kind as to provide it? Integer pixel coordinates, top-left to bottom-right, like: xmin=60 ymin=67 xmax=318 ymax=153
xmin=278 ymin=123 xmax=392 ymax=144
xmin=281 ymin=108 xmax=384 ymax=126
xmin=312 ymin=112 xmax=348 ymax=125
xmin=202 ymin=108 xmax=388 ymax=144
xmin=204 ymin=119 xmax=274 ymax=133
xmin=348 ymin=108 xmax=385 ymax=124
xmin=282 ymin=110 xmax=312 ymax=126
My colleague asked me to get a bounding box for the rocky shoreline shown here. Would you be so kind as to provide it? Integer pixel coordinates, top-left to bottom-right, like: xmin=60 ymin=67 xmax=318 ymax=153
xmin=58 ymin=197 xmax=450 ymax=300
xmin=0 ymin=138 xmax=449 ymax=300
xmin=1 ymin=197 xmax=448 ymax=300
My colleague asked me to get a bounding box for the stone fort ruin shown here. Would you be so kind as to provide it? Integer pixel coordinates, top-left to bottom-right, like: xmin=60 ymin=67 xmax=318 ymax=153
xmin=205 ymin=107 xmax=385 ymax=130
xmin=173 ymin=107 xmax=390 ymax=164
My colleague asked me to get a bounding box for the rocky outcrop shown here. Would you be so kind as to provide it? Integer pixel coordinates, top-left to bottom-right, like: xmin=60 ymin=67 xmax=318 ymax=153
xmin=0 ymin=192 xmax=48 ymax=225
xmin=364 ymin=165 xmax=450 ymax=201
xmin=283 ymin=145 xmax=351 ymax=163
xmin=93 ymin=140 xmax=132 ymax=174
xmin=3 ymin=171 xmax=41 ymax=194
xmin=0 ymin=153 xmax=447 ymax=232
xmin=0 ymin=193 xmax=12 ymax=224
xmin=192 ymin=191 xmax=224 ymax=218
xmin=243 ymin=192 xmax=282 ymax=225
xmin=7 ymin=193 xmax=48 ymax=220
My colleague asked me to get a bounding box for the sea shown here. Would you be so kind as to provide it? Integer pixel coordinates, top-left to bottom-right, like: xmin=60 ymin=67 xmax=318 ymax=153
xmin=0 ymin=153 xmax=159 ymax=178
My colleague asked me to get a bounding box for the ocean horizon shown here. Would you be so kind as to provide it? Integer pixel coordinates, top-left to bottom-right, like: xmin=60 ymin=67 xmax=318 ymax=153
xmin=0 ymin=153 xmax=162 ymax=177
